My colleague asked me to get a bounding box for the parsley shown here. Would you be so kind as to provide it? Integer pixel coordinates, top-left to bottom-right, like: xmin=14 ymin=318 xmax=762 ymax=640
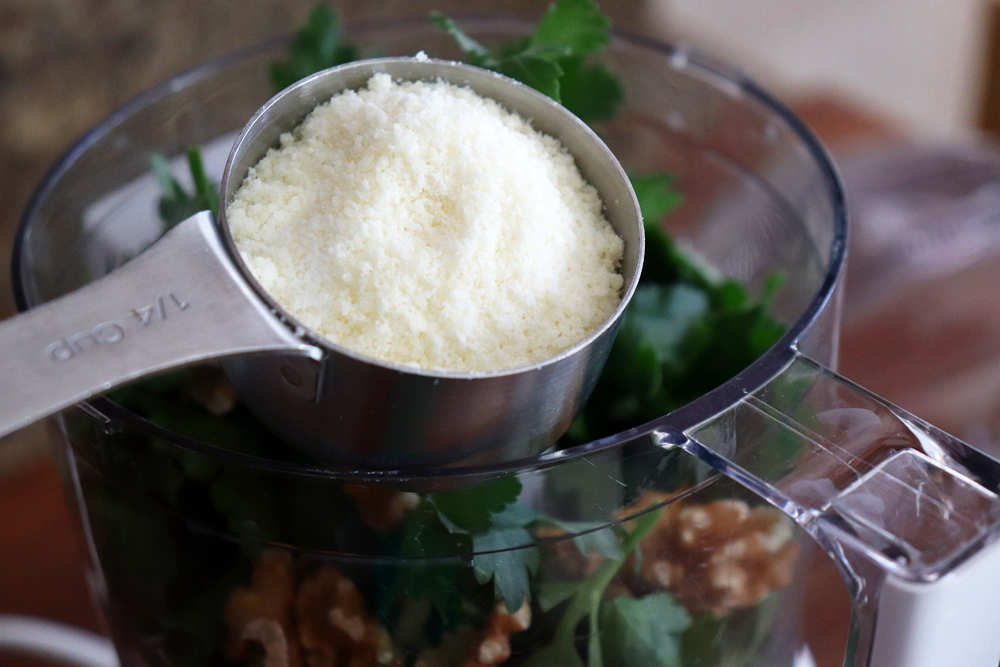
xmin=601 ymin=593 xmax=690 ymax=667
xmin=428 ymin=475 xmax=522 ymax=533
xmin=431 ymin=0 xmax=624 ymax=122
xmin=432 ymin=7 xmax=786 ymax=443
xmin=533 ymin=0 xmax=611 ymax=52
xmin=525 ymin=509 xmax=664 ymax=667
xmin=471 ymin=508 xmax=540 ymax=611
xmin=565 ymin=173 xmax=786 ymax=444
xmin=558 ymin=56 xmax=625 ymax=122
xmin=391 ymin=501 xmax=469 ymax=627
xmin=269 ymin=3 xmax=358 ymax=92
xmin=149 ymin=147 xmax=219 ymax=228
xmin=426 ymin=478 xmax=539 ymax=613
xmin=681 ymin=593 xmax=781 ymax=666
xmin=406 ymin=476 xmax=626 ymax=615
xmin=152 ymin=4 xmax=361 ymax=226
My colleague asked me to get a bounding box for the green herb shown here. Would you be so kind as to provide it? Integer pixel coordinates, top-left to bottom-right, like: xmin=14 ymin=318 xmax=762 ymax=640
xmin=565 ymin=173 xmax=786 ymax=443
xmin=150 ymin=147 xmax=219 ymax=227
xmin=681 ymin=594 xmax=781 ymax=667
xmin=152 ymin=4 xmax=360 ymax=229
xmin=601 ymin=593 xmax=690 ymax=667
xmin=269 ymin=3 xmax=358 ymax=92
xmin=431 ymin=0 xmax=623 ymax=122
xmin=557 ymin=56 xmax=625 ymax=122
xmin=428 ymin=475 xmax=522 ymax=533
xmin=426 ymin=478 xmax=538 ymax=613
xmin=390 ymin=501 xmax=469 ymax=628
xmin=471 ymin=507 xmax=540 ymax=612
xmin=533 ymin=0 xmax=611 ymax=53
xmin=525 ymin=509 xmax=663 ymax=667
xmin=432 ymin=9 xmax=786 ymax=442
xmin=97 ymin=493 xmax=179 ymax=613
xmin=411 ymin=477 xmax=624 ymax=615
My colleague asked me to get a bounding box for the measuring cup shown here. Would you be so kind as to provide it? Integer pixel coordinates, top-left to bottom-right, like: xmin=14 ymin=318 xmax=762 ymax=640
xmin=1 ymin=58 xmax=644 ymax=468
xmin=14 ymin=20 xmax=1000 ymax=667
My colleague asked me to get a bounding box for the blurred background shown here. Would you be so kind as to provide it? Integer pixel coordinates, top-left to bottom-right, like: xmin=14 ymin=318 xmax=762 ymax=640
xmin=3 ymin=1 xmax=1000 ymax=665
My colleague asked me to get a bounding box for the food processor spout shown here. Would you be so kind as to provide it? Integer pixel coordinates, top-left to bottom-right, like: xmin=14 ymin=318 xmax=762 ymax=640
xmin=666 ymin=352 xmax=1000 ymax=667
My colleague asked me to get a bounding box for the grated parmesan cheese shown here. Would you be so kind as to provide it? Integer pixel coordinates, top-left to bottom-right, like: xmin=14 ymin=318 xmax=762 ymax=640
xmin=228 ymin=72 xmax=624 ymax=373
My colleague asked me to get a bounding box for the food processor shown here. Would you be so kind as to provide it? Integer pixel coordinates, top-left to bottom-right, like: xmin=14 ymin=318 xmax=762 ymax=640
xmin=9 ymin=17 xmax=1000 ymax=667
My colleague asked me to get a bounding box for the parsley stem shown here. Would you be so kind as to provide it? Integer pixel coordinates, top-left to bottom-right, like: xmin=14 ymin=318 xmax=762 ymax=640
xmin=549 ymin=508 xmax=663 ymax=667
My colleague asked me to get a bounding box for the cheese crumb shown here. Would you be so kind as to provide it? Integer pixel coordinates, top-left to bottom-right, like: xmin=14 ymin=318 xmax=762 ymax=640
xmin=229 ymin=73 xmax=625 ymax=372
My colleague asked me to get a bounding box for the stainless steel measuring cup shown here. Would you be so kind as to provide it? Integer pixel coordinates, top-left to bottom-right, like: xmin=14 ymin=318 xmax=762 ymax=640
xmin=0 ymin=58 xmax=644 ymax=467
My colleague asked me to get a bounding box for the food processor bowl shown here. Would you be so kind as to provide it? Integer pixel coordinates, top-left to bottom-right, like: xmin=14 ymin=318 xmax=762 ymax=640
xmin=14 ymin=17 xmax=1000 ymax=667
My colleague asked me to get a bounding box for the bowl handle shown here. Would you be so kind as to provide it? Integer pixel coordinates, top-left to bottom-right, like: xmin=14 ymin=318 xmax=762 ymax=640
xmin=659 ymin=352 xmax=1000 ymax=667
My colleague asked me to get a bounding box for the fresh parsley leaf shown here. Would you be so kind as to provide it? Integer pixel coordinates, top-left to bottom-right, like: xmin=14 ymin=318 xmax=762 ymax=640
xmin=579 ymin=283 xmax=707 ymax=434
xmin=559 ymin=522 xmax=624 ymax=561
xmin=532 ymin=0 xmax=610 ymax=55
xmin=522 ymin=638 xmax=587 ymax=667
xmin=472 ymin=509 xmax=623 ymax=612
xmin=631 ymin=172 xmax=684 ymax=223
xmin=537 ymin=580 xmax=581 ymax=612
xmin=498 ymin=52 xmax=565 ymax=101
xmin=682 ymin=594 xmax=782 ymax=666
xmin=564 ymin=170 xmax=787 ymax=444
xmin=428 ymin=476 xmax=522 ymax=533
xmin=270 ymin=3 xmax=358 ymax=92
xmin=526 ymin=509 xmax=663 ymax=667
xmin=426 ymin=478 xmax=542 ymax=612
xmin=431 ymin=0 xmax=621 ymax=119
xmin=391 ymin=501 xmax=469 ymax=627
xmin=150 ymin=147 xmax=219 ymax=228
xmin=428 ymin=12 xmax=494 ymax=67
xmin=558 ymin=56 xmax=624 ymax=122
xmin=630 ymin=172 xmax=711 ymax=290
xmin=424 ymin=479 xmax=626 ymax=614
xmin=600 ymin=593 xmax=691 ymax=667
xmin=620 ymin=284 xmax=711 ymax=374
xmin=472 ymin=525 xmax=539 ymax=611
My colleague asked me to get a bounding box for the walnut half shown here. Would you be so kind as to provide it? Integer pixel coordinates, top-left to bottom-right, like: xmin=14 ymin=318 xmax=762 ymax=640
xmin=464 ymin=600 xmax=531 ymax=667
xmin=224 ymin=552 xmax=302 ymax=667
xmin=624 ymin=492 xmax=800 ymax=616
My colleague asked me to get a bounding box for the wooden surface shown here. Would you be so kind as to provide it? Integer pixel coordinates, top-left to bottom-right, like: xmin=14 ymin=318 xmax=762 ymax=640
xmin=0 ymin=454 xmax=103 ymax=667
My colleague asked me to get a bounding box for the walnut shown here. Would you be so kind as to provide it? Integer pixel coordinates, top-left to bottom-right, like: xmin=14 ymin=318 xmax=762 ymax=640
xmin=225 ymin=554 xmax=402 ymax=667
xmin=295 ymin=565 xmax=402 ymax=667
xmin=240 ymin=619 xmax=294 ymax=667
xmin=622 ymin=492 xmax=800 ymax=616
xmin=409 ymin=601 xmax=530 ymax=667
xmin=413 ymin=626 xmax=476 ymax=667
xmin=342 ymin=484 xmax=420 ymax=530
xmin=187 ymin=366 xmax=240 ymax=414
xmin=462 ymin=600 xmax=531 ymax=667
xmin=224 ymin=551 xmax=302 ymax=667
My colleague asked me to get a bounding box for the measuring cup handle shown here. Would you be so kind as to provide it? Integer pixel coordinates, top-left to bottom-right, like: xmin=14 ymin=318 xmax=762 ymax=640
xmin=1 ymin=211 xmax=319 ymax=439
xmin=664 ymin=351 xmax=1000 ymax=667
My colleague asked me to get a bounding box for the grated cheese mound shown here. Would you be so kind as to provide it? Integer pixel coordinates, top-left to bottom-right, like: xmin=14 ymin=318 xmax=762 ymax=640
xmin=229 ymin=73 xmax=624 ymax=373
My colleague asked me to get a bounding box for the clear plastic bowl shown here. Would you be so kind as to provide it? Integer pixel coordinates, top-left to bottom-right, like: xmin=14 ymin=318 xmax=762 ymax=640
xmin=15 ymin=18 xmax=845 ymax=667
